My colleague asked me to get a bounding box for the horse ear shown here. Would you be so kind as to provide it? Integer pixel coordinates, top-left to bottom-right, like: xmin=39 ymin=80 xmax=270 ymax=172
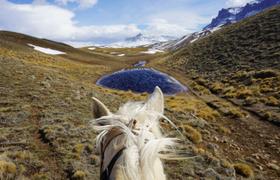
xmin=92 ymin=97 xmax=111 ymax=119
xmin=146 ymin=86 xmax=164 ymax=114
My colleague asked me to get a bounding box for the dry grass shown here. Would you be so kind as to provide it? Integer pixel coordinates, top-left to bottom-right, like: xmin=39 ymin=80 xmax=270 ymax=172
xmin=218 ymin=125 xmax=231 ymax=134
xmin=225 ymin=107 xmax=247 ymax=118
xmin=236 ymin=87 xmax=253 ymax=99
xmin=261 ymin=96 xmax=279 ymax=106
xmin=233 ymin=163 xmax=254 ymax=178
xmin=0 ymin=160 xmax=17 ymax=179
xmin=166 ymin=95 xmax=220 ymax=121
xmin=181 ymin=124 xmax=202 ymax=144
xmin=190 ymin=82 xmax=211 ymax=95
xmin=209 ymin=82 xmax=224 ymax=94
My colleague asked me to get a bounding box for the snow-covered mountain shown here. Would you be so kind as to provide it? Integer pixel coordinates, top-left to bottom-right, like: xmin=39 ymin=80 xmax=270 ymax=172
xmin=152 ymin=30 xmax=213 ymax=51
xmin=106 ymin=33 xmax=177 ymax=48
xmin=153 ymin=0 xmax=280 ymax=51
xmin=204 ymin=0 xmax=280 ymax=30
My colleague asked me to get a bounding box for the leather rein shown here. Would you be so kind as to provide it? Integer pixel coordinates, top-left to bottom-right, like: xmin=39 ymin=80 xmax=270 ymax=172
xmin=100 ymin=129 xmax=125 ymax=180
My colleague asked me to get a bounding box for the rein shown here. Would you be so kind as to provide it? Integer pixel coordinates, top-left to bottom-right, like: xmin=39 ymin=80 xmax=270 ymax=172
xmin=100 ymin=129 xmax=125 ymax=180
xmin=100 ymin=147 xmax=126 ymax=180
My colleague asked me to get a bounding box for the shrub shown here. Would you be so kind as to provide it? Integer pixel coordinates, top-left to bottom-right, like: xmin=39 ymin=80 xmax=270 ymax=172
xmin=233 ymin=163 xmax=254 ymax=178
xmin=262 ymin=96 xmax=279 ymax=106
xmin=0 ymin=160 xmax=17 ymax=178
xmin=243 ymin=97 xmax=257 ymax=106
xmin=236 ymin=88 xmax=253 ymax=99
xmin=196 ymin=109 xmax=220 ymax=121
xmin=73 ymin=144 xmax=84 ymax=154
xmin=191 ymin=82 xmax=210 ymax=95
xmin=181 ymin=124 xmax=202 ymax=144
xmin=7 ymin=151 xmax=31 ymax=160
xmin=209 ymin=82 xmax=224 ymax=94
xmin=225 ymin=107 xmax=246 ymax=118
xmin=73 ymin=170 xmax=86 ymax=180
xmin=218 ymin=125 xmax=231 ymax=134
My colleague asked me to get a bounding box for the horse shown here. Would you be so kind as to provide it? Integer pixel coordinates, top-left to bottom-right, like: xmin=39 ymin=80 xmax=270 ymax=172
xmin=91 ymin=87 xmax=183 ymax=180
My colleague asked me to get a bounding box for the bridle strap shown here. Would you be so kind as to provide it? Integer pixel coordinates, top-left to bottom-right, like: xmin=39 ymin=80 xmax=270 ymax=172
xmin=100 ymin=131 xmax=123 ymax=171
xmin=100 ymin=120 xmax=136 ymax=180
xmin=100 ymin=147 xmax=126 ymax=180
xmin=100 ymin=129 xmax=125 ymax=180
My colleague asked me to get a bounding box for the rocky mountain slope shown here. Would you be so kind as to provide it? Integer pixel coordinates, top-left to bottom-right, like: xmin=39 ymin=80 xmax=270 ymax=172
xmin=155 ymin=0 xmax=280 ymax=51
xmin=204 ymin=0 xmax=280 ymax=30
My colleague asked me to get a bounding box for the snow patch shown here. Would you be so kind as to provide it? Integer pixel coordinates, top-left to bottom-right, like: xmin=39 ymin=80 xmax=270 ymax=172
xmin=88 ymin=47 xmax=96 ymax=50
xmin=228 ymin=7 xmax=242 ymax=14
xmin=117 ymin=54 xmax=125 ymax=57
xmin=141 ymin=49 xmax=164 ymax=54
xmin=28 ymin=44 xmax=65 ymax=55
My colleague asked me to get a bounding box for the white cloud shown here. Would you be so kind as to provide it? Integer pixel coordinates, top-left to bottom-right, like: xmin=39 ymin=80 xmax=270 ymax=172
xmin=55 ymin=0 xmax=98 ymax=9
xmin=0 ymin=0 xmax=140 ymax=44
xmin=145 ymin=11 xmax=210 ymax=36
xmin=0 ymin=0 xmax=211 ymax=45
xmin=143 ymin=19 xmax=190 ymax=37
xmin=226 ymin=0 xmax=254 ymax=7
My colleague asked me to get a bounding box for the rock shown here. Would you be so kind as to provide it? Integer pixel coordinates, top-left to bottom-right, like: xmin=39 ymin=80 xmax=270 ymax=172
xmin=267 ymin=163 xmax=280 ymax=171
xmin=30 ymin=75 xmax=36 ymax=80
xmin=214 ymin=136 xmax=219 ymax=142
xmin=40 ymin=81 xmax=51 ymax=88
xmin=207 ymin=143 xmax=219 ymax=153
xmin=203 ymin=168 xmax=221 ymax=179
xmin=245 ymin=157 xmax=258 ymax=164
xmin=74 ymin=90 xmax=81 ymax=100
xmin=187 ymin=117 xmax=208 ymax=128
xmin=257 ymin=165 xmax=263 ymax=171
xmin=45 ymin=75 xmax=53 ymax=81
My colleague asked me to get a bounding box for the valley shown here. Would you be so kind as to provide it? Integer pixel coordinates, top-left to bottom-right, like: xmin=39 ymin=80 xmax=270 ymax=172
xmin=0 ymin=3 xmax=280 ymax=180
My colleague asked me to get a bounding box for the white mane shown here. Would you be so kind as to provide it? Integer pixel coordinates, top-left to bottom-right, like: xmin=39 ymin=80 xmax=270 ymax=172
xmin=91 ymin=87 xmax=183 ymax=180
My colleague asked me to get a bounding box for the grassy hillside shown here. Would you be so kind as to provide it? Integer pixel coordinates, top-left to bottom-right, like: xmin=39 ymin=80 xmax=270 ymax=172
xmin=163 ymin=6 xmax=280 ymax=125
xmin=0 ymin=31 xmax=247 ymax=179
xmin=168 ymin=6 xmax=280 ymax=74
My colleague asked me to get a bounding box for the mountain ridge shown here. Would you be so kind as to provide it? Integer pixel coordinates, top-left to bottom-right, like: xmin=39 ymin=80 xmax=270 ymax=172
xmin=204 ymin=0 xmax=280 ymax=30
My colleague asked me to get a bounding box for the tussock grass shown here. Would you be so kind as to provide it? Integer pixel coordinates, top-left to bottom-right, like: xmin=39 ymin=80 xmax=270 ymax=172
xmin=180 ymin=124 xmax=202 ymax=144
xmin=166 ymin=95 xmax=220 ymax=121
xmin=233 ymin=163 xmax=254 ymax=178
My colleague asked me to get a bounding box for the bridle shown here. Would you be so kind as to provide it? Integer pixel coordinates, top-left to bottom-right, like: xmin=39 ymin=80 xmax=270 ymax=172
xmin=99 ymin=119 xmax=137 ymax=180
xmin=100 ymin=128 xmax=125 ymax=180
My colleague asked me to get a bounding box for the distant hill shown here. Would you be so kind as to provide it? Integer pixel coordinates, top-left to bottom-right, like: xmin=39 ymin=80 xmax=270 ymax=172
xmin=0 ymin=30 xmax=124 ymax=66
xmin=106 ymin=33 xmax=177 ymax=48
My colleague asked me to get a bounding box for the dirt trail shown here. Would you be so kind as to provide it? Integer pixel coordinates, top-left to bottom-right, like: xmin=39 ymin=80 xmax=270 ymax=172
xmin=30 ymin=107 xmax=65 ymax=179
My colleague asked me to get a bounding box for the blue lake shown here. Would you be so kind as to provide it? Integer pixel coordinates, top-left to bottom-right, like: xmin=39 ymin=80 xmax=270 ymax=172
xmin=96 ymin=68 xmax=187 ymax=95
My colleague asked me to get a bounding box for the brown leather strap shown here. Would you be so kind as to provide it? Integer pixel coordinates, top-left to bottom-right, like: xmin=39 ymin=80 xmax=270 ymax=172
xmin=100 ymin=128 xmax=124 ymax=177
xmin=100 ymin=147 xmax=126 ymax=180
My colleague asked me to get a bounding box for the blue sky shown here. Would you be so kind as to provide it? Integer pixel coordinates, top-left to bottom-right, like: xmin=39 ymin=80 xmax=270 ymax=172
xmin=0 ymin=0 xmax=253 ymax=45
